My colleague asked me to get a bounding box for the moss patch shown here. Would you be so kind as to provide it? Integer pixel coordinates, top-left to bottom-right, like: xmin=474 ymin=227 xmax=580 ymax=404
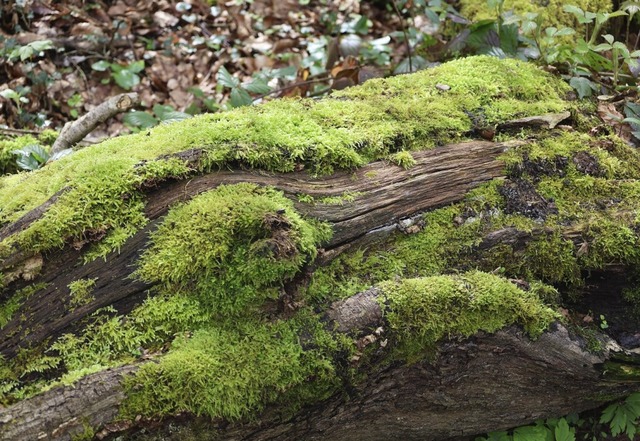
xmin=380 ymin=271 xmax=558 ymax=361
xmin=0 ymin=56 xmax=570 ymax=264
xmin=121 ymin=315 xmax=340 ymax=420
xmin=136 ymin=183 xmax=331 ymax=316
xmin=68 ymin=278 xmax=97 ymax=310
xmin=459 ymin=0 xmax=612 ymax=29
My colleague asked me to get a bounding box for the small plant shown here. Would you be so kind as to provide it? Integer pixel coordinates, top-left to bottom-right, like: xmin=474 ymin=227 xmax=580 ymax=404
xmin=123 ymin=104 xmax=192 ymax=131
xmin=6 ymin=39 xmax=54 ymax=62
xmin=91 ymin=60 xmax=145 ymax=90
xmin=217 ymin=66 xmax=272 ymax=108
xmin=600 ymin=393 xmax=640 ymax=439
xmin=476 ymin=416 xmax=576 ymax=441
xmin=0 ymin=87 xmax=30 ymax=113
xmin=11 ymin=144 xmax=71 ymax=171
xmin=67 ymin=94 xmax=84 ymax=119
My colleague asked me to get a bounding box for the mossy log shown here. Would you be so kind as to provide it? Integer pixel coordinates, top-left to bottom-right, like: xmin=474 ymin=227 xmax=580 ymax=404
xmin=2 ymin=56 xmax=640 ymax=440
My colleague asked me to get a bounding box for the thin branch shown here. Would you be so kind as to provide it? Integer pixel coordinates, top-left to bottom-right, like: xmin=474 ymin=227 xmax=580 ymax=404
xmin=391 ymin=0 xmax=413 ymax=73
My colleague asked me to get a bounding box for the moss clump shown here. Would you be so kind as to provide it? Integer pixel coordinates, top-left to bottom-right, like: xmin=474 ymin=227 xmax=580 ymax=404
xmin=68 ymin=278 xmax=97 ymax=309
xmin=0 ymin=56 xmax=570 ymax=265
xmin=379 ymin=271 xmax=558 ymax=361
xmin=136 ymin=183 xmax=331 ymax=316
xmin=459 ymin=0 xmax=612 ymax=30
xmin=121 ymin=316 xmax=340 ymax=420
xmin=389 ymin=151 xmax=416 ymax=168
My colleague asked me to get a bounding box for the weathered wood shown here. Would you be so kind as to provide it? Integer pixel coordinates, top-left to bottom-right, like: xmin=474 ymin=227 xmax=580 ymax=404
xmin=0 ymin=140 xmax=511 ymax=358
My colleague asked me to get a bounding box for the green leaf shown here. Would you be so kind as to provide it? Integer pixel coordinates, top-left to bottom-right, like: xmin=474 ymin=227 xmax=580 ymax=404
xmin=128 ymin=60 xmax=145 ymax=73
xmin=15 ymin=154 xmax=41 ymax=171
xmin=592 ymin=43 xmax=612 ymax=52
xmin=603 ymin=34 xmax=615 ymax=44
xmin=113 ymin=70 xmax=140 ymax=90
xmin=563 ymin=5 xmax=586 ymax=18
xmin=244 ymin=78 xmax=271 ymax=95
xmin=554 ymin=418 xmax=575 ymax=441
xmin=569 ymin=77 xmax=597 ymax=99
xmin=498 ymin=23 xmax=519 ymax=55
xmin=123 ymin=111 xmax=159 ymax=129
xmin=513 ymin=425 xmax=547 ymax=441
xmin=29 ymin=40 xmax=54 ymax=52
xmin=610 ymin=408 xmax=628 ymax=435
xmin=229 ymin=87 xmax=252 ymax=107
xmin=152 ymin=104 xmax=176 ymax=120
xmin=91 ymin=60 xmax=111 ymax=72
xmin=18 ymin=46 xmax=34 ymax=61
xmin=29 ymin=145 xmax=49 ymax=163
xmin=0 ymin=89 xmax=20 ymax=100
xmin=601 ymin=403 xmax=619 ymax=424
xmin=217 ymin=66 xmax=239 ymax=89
xmin=49 ymin=149 xmax=72 ymax=162
xmin=159 ymin=111 xmax=192 ymax=123
xmin=555 ymin=27 xmax=575 ymax=37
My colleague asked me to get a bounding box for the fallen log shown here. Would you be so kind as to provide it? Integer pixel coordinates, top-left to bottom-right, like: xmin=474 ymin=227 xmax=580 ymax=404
xmin=1 ymin=55 xmax=640 ymax=441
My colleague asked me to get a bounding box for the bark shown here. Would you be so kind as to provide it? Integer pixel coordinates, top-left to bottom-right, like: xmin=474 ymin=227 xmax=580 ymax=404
xmin=2 ymin=116 xmax=640 ymax=440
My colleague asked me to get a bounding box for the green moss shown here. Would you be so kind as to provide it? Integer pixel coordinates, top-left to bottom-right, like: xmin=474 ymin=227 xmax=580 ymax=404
xmin=0 ymin=283 xmax=46 ymax=329
xmin=0 ymin=135 xmax=36 ymax=175
xmin=0 ymin=56 xmax=570 ymax=265
xmin=389 ymin=151 xmax=416 ymax=168
xmin=121 ymin=315 xmax=340 ymax=420
xmin=379 ymin=271 xmax=558 ymax=361
xmin=137 ymin=183 xmax=331 ymax=316
xmin=71 ymin=423 xmax=95 ymax=441
xmin=68 ymin=278 xmax=97 ymax=309
xmin=459 ymin=0 xmax=612 ymax=29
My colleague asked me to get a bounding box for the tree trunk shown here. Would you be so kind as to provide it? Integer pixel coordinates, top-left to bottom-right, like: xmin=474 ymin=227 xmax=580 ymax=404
xmin=1 ymin=56 xmax=640 ymax=441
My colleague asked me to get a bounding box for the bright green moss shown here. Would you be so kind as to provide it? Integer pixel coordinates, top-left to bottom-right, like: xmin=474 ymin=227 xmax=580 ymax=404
xmin=459 ymin=0 xmax=612 ymax=29
xmin=137 ymin=183 xmax=331 ymax=316
xmin=379 ymin=271 xmax=558 ymax=361
xmin=0 ymin=283 xmax=46 ymax=329
xmin=389 ymin=151 xmax=416 ymax=168
xmin=68 ymin=278 xmax=96 ymax=309
xmin=0 ymin=56 xmax=570 ymax=264
xmin=121 ymin=316 xmax=339 ymax=420
xmin=0 ymin=135 xmax=36 ymax=175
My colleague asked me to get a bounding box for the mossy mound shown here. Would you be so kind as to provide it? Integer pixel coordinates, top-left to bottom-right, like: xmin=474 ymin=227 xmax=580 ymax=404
xmin=459 ymin=0 xmax=612 ymax=29
xmin=0 ymin=56 xmax=570 ymax=264
xmin=0 ymin=56 xmax=581 ymax=422
xmin=136 ymin=183 xmax=331 ymax=316
xmin=381 ymin=271 xmax=558 ymax=362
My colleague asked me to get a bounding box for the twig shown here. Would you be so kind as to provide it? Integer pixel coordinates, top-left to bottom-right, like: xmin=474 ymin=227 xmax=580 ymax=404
xmin=391 ymin=0 xmax=412 ymax=73
xmin=51 ymin=92 xmax=139 ymax=154
xmin=0 ymin=127 xmax=43 ymax=137
xmin=252 ymin=77 xmax=331 ymax=102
